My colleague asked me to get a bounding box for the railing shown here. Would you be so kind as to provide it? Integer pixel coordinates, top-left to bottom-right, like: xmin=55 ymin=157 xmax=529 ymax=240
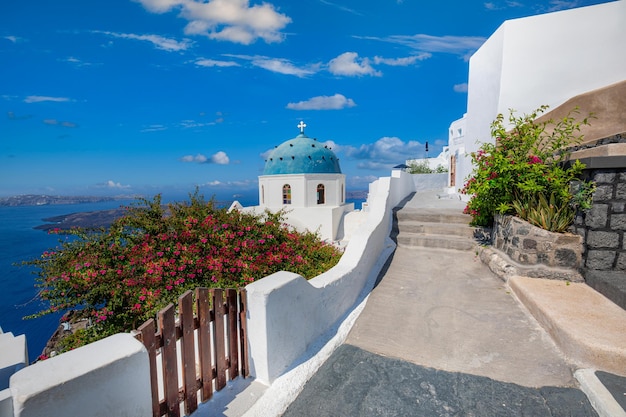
xmin=135 ymin=288 xmax=248 ymax=417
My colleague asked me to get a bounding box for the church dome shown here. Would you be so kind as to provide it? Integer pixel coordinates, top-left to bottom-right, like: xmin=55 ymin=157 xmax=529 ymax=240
xmin=263 ymin=122 xmax=342 ymax=175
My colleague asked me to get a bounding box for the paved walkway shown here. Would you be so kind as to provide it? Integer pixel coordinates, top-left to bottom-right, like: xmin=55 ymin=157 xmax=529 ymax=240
xmin=282 ymin=192 xmax=623 ymax=417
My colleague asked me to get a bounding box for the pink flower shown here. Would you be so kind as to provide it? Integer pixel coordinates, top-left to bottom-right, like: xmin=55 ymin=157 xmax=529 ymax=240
xmin=529 ymin=155 xmax=542 ymax=164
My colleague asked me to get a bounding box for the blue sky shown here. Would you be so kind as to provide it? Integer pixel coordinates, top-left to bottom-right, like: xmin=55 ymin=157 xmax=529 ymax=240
xmin=0 ymin=0 xmax=612 ymax=201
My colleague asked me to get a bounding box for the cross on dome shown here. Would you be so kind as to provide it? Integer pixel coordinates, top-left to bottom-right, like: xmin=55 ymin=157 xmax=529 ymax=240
xmin=297 ymin=121 xmax=306 ymax=134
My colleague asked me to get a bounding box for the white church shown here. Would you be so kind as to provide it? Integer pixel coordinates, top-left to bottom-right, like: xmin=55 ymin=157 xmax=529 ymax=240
xmin=231 ymin=122 xmax=354 ymax=242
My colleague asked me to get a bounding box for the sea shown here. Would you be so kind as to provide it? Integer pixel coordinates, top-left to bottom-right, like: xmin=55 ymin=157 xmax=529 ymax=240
xmin=0 ymin=200 xmax=136 ymax=361
xmin=0 ymin=195 xmax=365 ymax=361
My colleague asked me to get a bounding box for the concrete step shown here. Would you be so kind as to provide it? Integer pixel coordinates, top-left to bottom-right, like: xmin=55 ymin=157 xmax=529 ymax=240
xmin=396 ymin=233 xmax=478 ymax=251
xmin=394 ymin=207 xmax=479 ymax=251
xmin=509 ymin=276 xmax=626 ymax=377
xmin=398 ymin=221 xmax=477 ymax=239
xmin=395 ymin=208 xmax=471 ymax=225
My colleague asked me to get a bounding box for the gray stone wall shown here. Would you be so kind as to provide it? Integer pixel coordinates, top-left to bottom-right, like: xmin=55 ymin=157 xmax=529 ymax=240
xmin=492 ymin=215 xmax=583 ymax=270
xmin=572 ymin=169 xmax=626 ymax=272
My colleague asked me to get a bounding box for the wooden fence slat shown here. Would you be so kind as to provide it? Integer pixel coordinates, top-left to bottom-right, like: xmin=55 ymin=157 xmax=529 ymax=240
xmin=196 ymin=287 xmax=213 ymax=402
xmin=212 ymin=288 xmax=227 ymax=391
xmin=178 ymin=291 xmax=197 ymax=416
xmin=159 ymin=304 xmax=180 ymax=417
xmin=227 ymin=289 xmax=239 ymax=379
xmin=136 ymin=287 xmax=249 ymax=416
xmin=137 ymin=319 xmax=160 ymax=417
xmin=239 ymin=289 xmax=249 ymax=378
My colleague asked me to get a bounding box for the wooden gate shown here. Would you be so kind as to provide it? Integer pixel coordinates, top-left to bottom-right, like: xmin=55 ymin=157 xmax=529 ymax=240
xmin=135 ymin=287 xmax=248 ymax=417
xmin=450 ymin=154 xmax=456 ymax=187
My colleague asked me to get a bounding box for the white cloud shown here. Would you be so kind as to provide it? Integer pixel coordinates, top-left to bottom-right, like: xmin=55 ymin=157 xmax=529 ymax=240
xmin=328 ymin=52 xmax=381 ymax=77
xmin=373 ymin=53 xmax=431 ymax=66
xmin=181 ymin=151 xmax=230 ymax=164
xmin=195 ymin=58 xmax=239 ymax=67
xmin=545 ymin=0 xmax=581 ymax=11
xmin=141 ymin=124 xmax=167 ymax=132
xmin=181 ymin=154 xmax=208 ymax=163
xmin=210 ymin=151 xmax=230 ymax=164
xmin=453 ymin=83 xmax=468 ymax=93
xmin=348 ymin=175 xmax=379 ymax=188
xmin=343 ymin=137 xmax=426 ymax=168
xmin=137 ymin=0 xmax=291 ymax=45
xmin=24 ymin=95 xmax=71 ymax=103
xmin=102 ymin=180 xmax=131 ymax=189
xmin=359 ymin=34 xmax=486 ymax=61
xmin=200 ymin=179 xmax=256 ymax=189
xmin=252 ymin=57 xmax=317 ymax=77
xmin=62 ymin=56 xmax=97 ymax=67
xmin=484 ymin=1 xmax=523 ymax=10
xmin=179 ymin=120 xmax=215 ymax=128
xmin=94 ymin=30 xmax=193 ymax=51
xmin=318 ymin=0 xmax=362 ymax=15
xmin=224 ymin=54 xmax=318 ymax=77
xmin=42 ymin=119 xmax=78 ymax=128
xmin=4 ymin=36 xmax=20 ymax=43
xmin=286 ymin=94 xmax=356 ymax=110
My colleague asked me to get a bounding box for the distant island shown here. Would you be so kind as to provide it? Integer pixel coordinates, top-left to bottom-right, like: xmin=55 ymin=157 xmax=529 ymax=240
xmin=1 ymin=191 xmax=367 ymax=232
xmin=0 ymin=194 xmax=138 ymax=207
xmin=34 ymin=208 xmax=130 ymax=232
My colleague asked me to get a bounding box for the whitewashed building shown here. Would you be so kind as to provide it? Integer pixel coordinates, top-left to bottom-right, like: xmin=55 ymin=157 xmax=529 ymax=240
xmin=449 ymin=0 xmax=626 ymax=194
xmin=233 ymin=122 xmax=354 ymax=242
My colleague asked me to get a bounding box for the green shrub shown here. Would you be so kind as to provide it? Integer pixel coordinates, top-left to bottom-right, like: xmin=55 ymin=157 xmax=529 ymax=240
xmin=407 ymin=160 xmax=448 ymax=174
xmin=461 ymin=106 xmax=593 ymax=230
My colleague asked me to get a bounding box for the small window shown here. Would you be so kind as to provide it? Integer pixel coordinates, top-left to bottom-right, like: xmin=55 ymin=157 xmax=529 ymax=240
xmin=282 ymin=184 xmax=291 ymax=204
xmin=317 ymin=184 xmax=325 ymax=204
xmin=341 ymin=184 xmax=344 ymax=203
xmin=261 ymin=185 xmax=265 ymax=205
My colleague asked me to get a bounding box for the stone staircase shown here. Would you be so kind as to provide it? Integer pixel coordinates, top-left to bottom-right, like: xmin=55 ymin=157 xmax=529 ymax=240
xmin=393 ymin=207 xmax=482 ymax=251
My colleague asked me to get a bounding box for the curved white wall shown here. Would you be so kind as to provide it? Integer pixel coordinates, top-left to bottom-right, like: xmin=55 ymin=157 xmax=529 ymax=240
xmin=244 ymin=172 xmax=416 ymax=384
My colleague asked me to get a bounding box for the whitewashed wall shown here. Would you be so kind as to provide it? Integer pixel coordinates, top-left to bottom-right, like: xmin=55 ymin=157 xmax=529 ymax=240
xmin=448 ymin=114 xmax=467 ymax=192
xmin=258 ymin=173 xmax=346 ymax=208
xmin=244 ymin=171 xmax=416 ymax=384
xmin=461 ymin=0 xmax=626 ymax=184
xmin=7 ymin=334 xmax=151 ymax=417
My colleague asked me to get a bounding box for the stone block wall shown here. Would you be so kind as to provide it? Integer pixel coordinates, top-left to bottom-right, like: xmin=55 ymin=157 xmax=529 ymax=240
xmin=492 ymin=214 xmax=583 ymax=270
xmin=572 ymin=169 xmax=626 ymax=271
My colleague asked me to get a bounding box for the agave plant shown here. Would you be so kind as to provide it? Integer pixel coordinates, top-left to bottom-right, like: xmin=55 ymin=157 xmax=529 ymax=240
xmin=512 ymin=192 xmax=574 ymax=233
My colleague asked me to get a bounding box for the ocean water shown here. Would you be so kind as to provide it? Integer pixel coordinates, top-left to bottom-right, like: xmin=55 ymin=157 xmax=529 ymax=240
xmin=0 ymin=200 xmax=136 ymax=362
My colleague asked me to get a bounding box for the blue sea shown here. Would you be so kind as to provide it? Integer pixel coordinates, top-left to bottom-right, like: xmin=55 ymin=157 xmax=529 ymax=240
xmin=0 ymin=200 xmax=139 ymax=361
xmin=0 ymin=195 xmax=363 ymax=362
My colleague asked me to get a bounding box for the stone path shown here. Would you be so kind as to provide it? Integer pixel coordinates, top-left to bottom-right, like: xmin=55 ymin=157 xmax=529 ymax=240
xmin=282 ymin=192 xmax=605 ymax=416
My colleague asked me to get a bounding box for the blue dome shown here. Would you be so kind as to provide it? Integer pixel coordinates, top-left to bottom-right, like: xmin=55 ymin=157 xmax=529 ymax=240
xmin=263 ymin=133 xmax=342 ymax=175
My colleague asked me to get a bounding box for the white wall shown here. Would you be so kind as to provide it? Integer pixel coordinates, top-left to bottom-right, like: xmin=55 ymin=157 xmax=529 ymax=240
xmin=259 ymin=173 xmax=346 ymax=208
xmin=460 ymin=0 xmax=626 ymax=185
xmin=244 ymin=171 xmax=416 ymax=384
xmin=8 ymin=333 xmax=151 ymax=417
xmin=281 ymin=204 xmax=354 ymax=241
xmin=0 ymin=331 xmax=27 ymax=417
xmin=448 ymin=114 xmax=467 ymax=191
xmin=410 ymin=173 xmax=448 ymax=192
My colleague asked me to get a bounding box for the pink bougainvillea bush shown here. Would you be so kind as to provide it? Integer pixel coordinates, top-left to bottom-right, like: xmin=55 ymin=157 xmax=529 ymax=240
xmin=25 ymin=191 xmax=342 ymax=350
xmin=461 ymin=106 xmax=594 ymax=229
